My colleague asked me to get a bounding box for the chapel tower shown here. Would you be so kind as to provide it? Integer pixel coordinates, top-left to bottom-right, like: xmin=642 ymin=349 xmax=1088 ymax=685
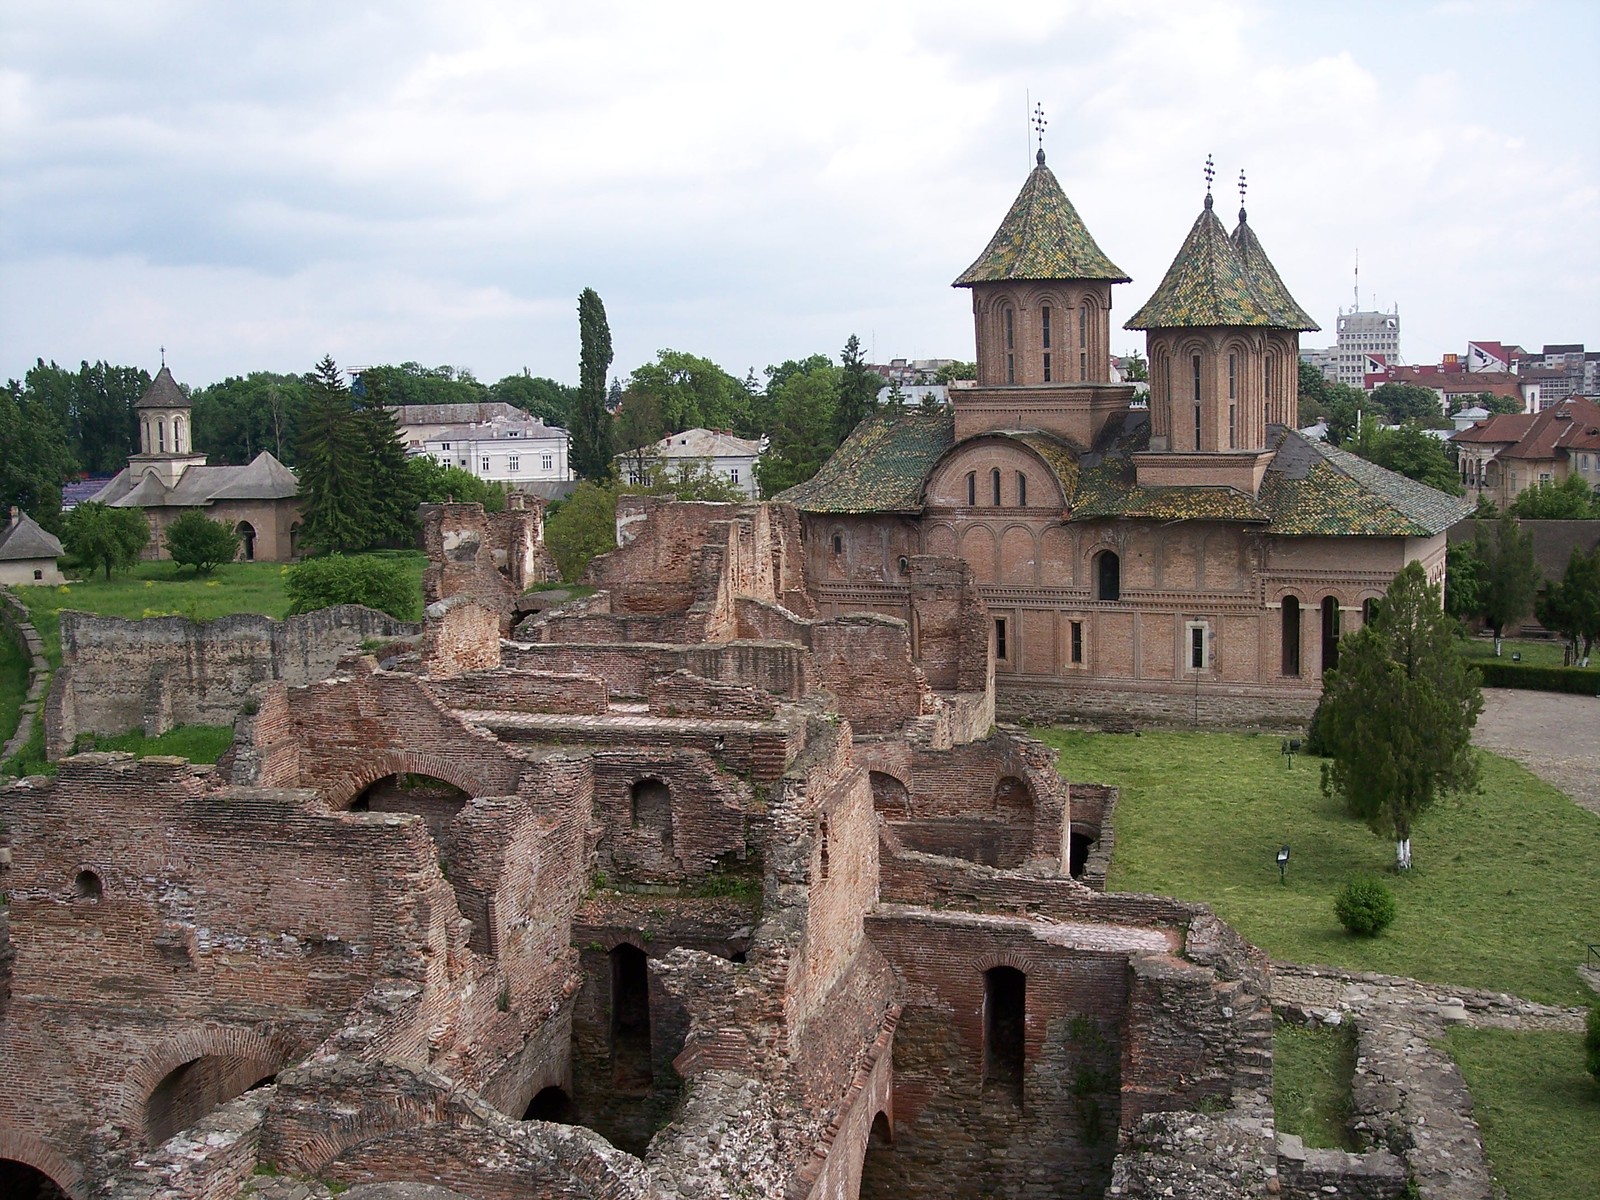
xmin=1125 ymin=166 xmax=1318 ymax=494
xmin=951 ymin=148 xmax=1135 ymax=447
xmin=129 ymin=364 xmax=206 ymax=488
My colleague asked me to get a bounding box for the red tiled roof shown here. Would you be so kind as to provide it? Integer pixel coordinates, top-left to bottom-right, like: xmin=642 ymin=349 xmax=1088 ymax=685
xmin=1449 ymin=413 xmax=1535 ymax=445
xmin=1498 ymin=398 xmax=1600 ymax=461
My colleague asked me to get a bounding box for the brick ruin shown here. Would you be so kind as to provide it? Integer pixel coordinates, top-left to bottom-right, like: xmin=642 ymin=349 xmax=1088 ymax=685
xmin=1 ymin=497 xmax=1295 ymax=1199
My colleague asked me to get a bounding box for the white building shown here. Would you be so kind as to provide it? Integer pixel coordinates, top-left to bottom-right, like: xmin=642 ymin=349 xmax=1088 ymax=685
xmin=409 ymin=406 xmax=572 ymax=487
xmin=1333 ymin=306 xmax=1400 ymax=389
xmin=618 ymin=428 xmax=766 ymax=499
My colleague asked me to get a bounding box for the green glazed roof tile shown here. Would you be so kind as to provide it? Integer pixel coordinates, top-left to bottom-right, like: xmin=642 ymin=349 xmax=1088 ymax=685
xmin=954 ymin=152 xmax=1130 ymax=286
xmin=1125 ymin=197 xmax=1285 ymax=330
xmin=1231 ymin=213 xmax=1320 ymax=332
xmin=776 ymin=409 xmax=954 ymax=513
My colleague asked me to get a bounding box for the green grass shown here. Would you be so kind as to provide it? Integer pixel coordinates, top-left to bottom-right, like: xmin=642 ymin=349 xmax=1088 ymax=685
xmin=0 ymin=620 xmax=30 ymax=747
xmin=1460 ymin=635 xmax=1598 ymax=672
xmin=1272 ymin=1020 xmax=1356 ymax=1150
xmin=1033 ymin=730 xmax=1600 ymax=1005
xmin=71 ymin=725 xmax=235 ymax=763
xmin=1445 ymin=1028 xmax=1600 ymax=1200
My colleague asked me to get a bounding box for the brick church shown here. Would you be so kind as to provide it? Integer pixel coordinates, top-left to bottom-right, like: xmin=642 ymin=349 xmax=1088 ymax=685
xmin=782 ymin=152 xmax=1470 ymax=724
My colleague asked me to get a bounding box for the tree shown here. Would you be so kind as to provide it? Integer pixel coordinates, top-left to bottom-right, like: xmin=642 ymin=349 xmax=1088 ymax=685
xmin=491 ymin=372 xmax=578 ymax=427
xmin=1472 ymin=391 xmax=1523 ymax=417
xmin=1535 ymin=545 xmax=1600 ymax=661
xmin=163 ymin=511 xmax=240 ymax=573
xmin=1317 ymin=561 xmax=1483 ymax=869
xmin=353 ymin=387 xmax=419 ymax=546
xmin=1120 ymin=352 xmax=1149 ymax=383
xmin=1473 ymin=514 xmax=1538 ymax=645
xmin=406 ymin=455 xmax=505 ymax=513
xmin=835 ymin=334 xmax=879 ymax=443
xmin=1297 ymin=362 xmax=1366 ymax=444
xmin=614 ymin=388 xmax=667 ymax=483
xmin=1370 ymin=382 xmax=1446 ymax=427
xmin=545 ymin=481 xmax=619 ymax=581
xmin=1353 ymin=423 xmax=1462 ymax=494
xmin=0 ymin=377 xmax=75 ymax=527
xmin=755 ymin=362 xmax=839 ymax=497
xmin=572 ymin=288 xmax=615 ymax=481
xmin=296 ymin=356 xmax=377 ymax=555
xmin=355 ymin=362 xmax=489 ymax=409
xmin=625 ymin=350 xmax=749 ymax=435
xmin=63 ymin=501 xmax=150 ymax=579
xmin=1507 ymin=474 xmax=1600 ymax=519
xmin=934 ymin=360 xmax=977 ymax=385
xmin=190 ymin=372 xmax=308 ymax=465
xmin=285 ymin=554 xmax=417 ymax=621
xmin=1444 ymin=539 xmax=1484 ymax=622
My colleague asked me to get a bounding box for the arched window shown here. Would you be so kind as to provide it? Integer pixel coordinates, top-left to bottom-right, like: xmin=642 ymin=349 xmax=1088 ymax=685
xmin=817 ymin=815 xmax=830 ymax=881
xmin=1040 ymin=305 xmax=1052 ymax=382
xmin=1078 ymin=305 xmax=1090 ymax=379
xmin=1265 ymin=354 xmax=1276 ymax=423
xmin=1321 ymin=597 xmax=1342 ymax=673
xmin=1227 ymin=353 xmax=1238 ymax=448
xmin=174 ymin=415 xmax=186 ymax=453
xmin=1016 ymin=471 xmax=1027 ymax=507
xmin=74 ymin=869 xmax=103 ymax=901
xmin=1003 ymin=306 xmax=1016 ymax=383
xmin=991 ymin=468 xmax=1002 ymax=506
xmin=983 ymin=966 xmax=1026 ymax=1101
xmin=157 ymin=418 xmax=167 ymax=453
xmin=1094 ymin=550 xmax=1120 ymax=602
xmin=966 ymin=471 xmax=976 ymax=506
xmin=1281 ymin=596 xmax=1301 ymax=676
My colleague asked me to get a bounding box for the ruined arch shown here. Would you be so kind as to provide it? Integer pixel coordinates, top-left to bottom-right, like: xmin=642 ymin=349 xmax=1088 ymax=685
xmin=321 ymin=750 xmax=503 ymax=812
xmin=119 ymin=1026 xmax=292 ymax=1148
xmin=869 ymin=770 xmax=910 ymax=819
xmin=0 ymin=1132 xmax=85 ymax=1200
xmin=858 ymin=1110 xmax=896 ymax=1195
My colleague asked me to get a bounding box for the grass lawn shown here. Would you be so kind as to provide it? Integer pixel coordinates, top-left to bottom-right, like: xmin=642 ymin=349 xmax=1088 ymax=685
xmin=1272 ymin=1020 xmax=1356 ymax=1150
xmin=1033 ymin=730 xmax=1600 ymax=1005
xmin=1460 ymin=635 xmax=1598 ymax=673
xmin=1445 ymin=1028 xmax=1600 ymax=1200
xmin=72 ymin=725 xmax=235 ymax=763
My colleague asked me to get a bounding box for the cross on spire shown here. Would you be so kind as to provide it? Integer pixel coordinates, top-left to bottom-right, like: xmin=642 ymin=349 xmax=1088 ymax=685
xmin=159 ymin=344 xmax=166 ymax=367
xmin=1032 ymin=102 xmax=1048 ymax=164
xmin=1238 ymin=169 xmax=1248 ymax=220
xmin=1203 ymin=154 xmax=1215 ymax=209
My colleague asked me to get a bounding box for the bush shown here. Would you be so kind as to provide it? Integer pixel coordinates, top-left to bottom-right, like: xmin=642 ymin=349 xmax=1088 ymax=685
xmin=1475 ymin=660 xmax=1599 ymax=695
xmin=163 ymin=511 xmax=240 ymax=573
xmin=285 ymin=554 xmax=417 ymax=621
xmin=1587 ymin=1007 xmax=1600 ymax=1085
xmin=545 ymin=481 xmax=618 ymax=582
xmin=1334 ymin=877 xmax=1397 ymax=937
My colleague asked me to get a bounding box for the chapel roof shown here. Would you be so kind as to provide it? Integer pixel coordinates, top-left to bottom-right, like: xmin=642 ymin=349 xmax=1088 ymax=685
xmin=90 ymin=452 xmax=299 ymax=509
xmin=953 ymin=152 xmax=1130 ymax=287
xmin=779 ymin=408 xmax=1471 ymax=537
xmin=1125 ymin=195 xmax=1287 ymax=331
xmin=134 ymin=365 xmax=188 ymax=410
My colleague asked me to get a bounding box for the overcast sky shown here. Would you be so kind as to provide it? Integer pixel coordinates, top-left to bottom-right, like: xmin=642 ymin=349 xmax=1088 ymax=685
xmin=3 ymin=0 xmax=1597 ymax=393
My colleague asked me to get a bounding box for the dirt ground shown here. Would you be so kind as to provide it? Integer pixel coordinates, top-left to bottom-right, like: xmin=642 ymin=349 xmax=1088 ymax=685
xmin=1472 ymin=688 xmax=1600 ymax=816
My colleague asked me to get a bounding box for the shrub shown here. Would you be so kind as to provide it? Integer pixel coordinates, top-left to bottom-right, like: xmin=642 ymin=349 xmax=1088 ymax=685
xmin=545 ymin=481 xmax=618 ymax=582
xmin=163 ymin=511 xmax=240 ymax=573
xmin=1475 ymin=661 xmax=1600 ymax=696
xmin=1334 ymin=877 xmax=1397 ymax=937
xmin=1587 ymin=1006 xmax=1600 ymax=1085
xmin=285 ymin=554 xmax=417 ymax=620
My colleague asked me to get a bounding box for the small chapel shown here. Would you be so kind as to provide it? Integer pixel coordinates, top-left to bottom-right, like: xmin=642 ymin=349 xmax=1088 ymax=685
xmin=781 ymin=151 xmax=1471 ymax=725
xmin=89 ymin=365 xmax=303 ymax=562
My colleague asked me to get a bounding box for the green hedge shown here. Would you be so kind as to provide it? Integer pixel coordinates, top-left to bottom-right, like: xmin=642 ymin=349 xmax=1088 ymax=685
xmin=1476 ymin=661 xmax=1600 ymax=695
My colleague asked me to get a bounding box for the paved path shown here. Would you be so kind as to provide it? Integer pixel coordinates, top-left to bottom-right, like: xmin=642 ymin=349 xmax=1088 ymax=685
xmin=1471 ymin=687 xmax=1600 ymax=816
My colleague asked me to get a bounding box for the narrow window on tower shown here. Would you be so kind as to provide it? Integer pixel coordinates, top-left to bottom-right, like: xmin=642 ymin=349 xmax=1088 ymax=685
xmin=1191 ymin=354 xmax=1203 ymax=449
xmin=991 ymin=467 xmax=1002 ymax=506
xmin=1004 ymin=307 xmax=1016 ymax=383
xmin=1070 ymin=620 xmax=1083 ymax=665
xmin=1017 ymin=471 xmax=1027 ymax=507
xmin=1228 ymin=354 xmax=1238 ymax=448
xmin=1079 ymin=306 xmax=1089 ymax=380
xmin=994 ymin=617 xmax=1008 ymax=662
xmin=1264 ymin=355 xmax=1275 ymax=423
xmin=966 ymin=471 xmax=977 ymax=506
xmin=1041 ymin=305 xmax=1052 ymax=382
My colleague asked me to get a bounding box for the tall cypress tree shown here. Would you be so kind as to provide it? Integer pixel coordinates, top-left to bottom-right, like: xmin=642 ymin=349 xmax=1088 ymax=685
xmin=835 ymin=333 xmax=878 ymax=443
xmin=572 ymin=288 xmax=615 ymax=481
xmin=296 ymin=355 xmax=375 ymax=554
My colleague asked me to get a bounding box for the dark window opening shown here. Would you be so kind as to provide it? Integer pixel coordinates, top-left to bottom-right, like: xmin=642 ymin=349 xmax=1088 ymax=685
xmin=74 ymin=869 xmax=103 ymax=901
xmin=1004 ymin=307 xmax=1015 ymax=383
xmin=1079 ymin=306 xmax=1089 ymax=380
xmin=1070 ymin=620 xmax=1084 ymax=664
xmin=630 ymin=777 xmax=674 ymax=860
xmin=966 ymin=471 xmax=976 ymax=506
xmin=1321 ymin=597 xmax=1341 ymax=673
xmin=994 ymin=775 xmax=1029 ymax=811
xmin=994 ymin=617 xmax=1007 ymax=661
xmin=1042 ymin=304 xmax=1052 ymax=382
xmin=1363 ymin=598 xmax=1378 ymax=625
xmin=1095 ymin=551 xmax=1120 ymax=602
xmin=1192 ymin=354 xmax=1203 ymax=449
xmin=870 ymin=771 xmax=911 ymax=819
xmin=860 ymin=1111 xmax=896 ymax=1192
xmin=1068 ymin=830 xmax=1094 ymax=878
xmin=1017 ymin=471 xmax=1027 ymax=506
xmin=1190 ymin=626 xmax=1206 ymax=671
xmin=983 ymin=966 xmax=1026 ymax=1102
xmin=1281 ymin=596 xmax=1301 ymax=677
xmin=610 ymin=944 xmax=653 ymax=1093
xmin=898 ymin=555 xmax=909 ymax=574
xmin=991 ymin=467 xmax=1002 ymax=506
xmin=818 ymin=815 xmax=830 ymax=881
xmin=33 ymin=569 xmax=42 ymax=580
xmin=0 ymin=1160 xmax=72 ymax=1200
xmin=523 ymin=1085 xmax=576 ymax=1123
xmin=236 ymin=521 xmax=256 ymax=562
xmin=832 ymin=533 xmax=843 ymax=554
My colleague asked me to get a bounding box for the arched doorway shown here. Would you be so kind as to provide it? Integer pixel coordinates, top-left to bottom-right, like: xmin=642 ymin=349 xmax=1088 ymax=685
xmin=610 ymin=944 xmax=653 ymax=1094
xmin=858 ymin=1110 xmax=896 ymax=1197
xmin=349 ymin=773 xmax=482 ymax=949
xmin=869 ymin=771 xmax=910 ymax=819
xmin=1281 ymin=596 xmax=1301 ymax=676
xmin=236 ymin=521 xmax=256 ymax=561
xmin=523 ymin=1085 xmax=576 ymax=1124
xmin=983 ymin=966 xmax=1026 ymax=1103
xmin=1094 ymin=550 xmax=1120 ymax=601
xmin=144 ymin=1056 xmax=276 ymax=1147
xmin=0 ymin=1161 xmax=71 ymax=1200
xmin=1321 ymin=597 xmax=1341 ymax=673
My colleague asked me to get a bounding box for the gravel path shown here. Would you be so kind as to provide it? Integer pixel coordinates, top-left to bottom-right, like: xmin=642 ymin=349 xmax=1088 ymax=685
xmin=1471 ymin=687 xmax=1600 ymax=816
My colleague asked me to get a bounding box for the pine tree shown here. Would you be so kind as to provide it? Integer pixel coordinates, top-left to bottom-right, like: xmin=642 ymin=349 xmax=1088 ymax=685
xmin=571 ymin=288 xmax=615 ymax=481
xmin=353 ymin=389 xmax=416 ymax=544
xmin=835 ymin=334 xmax=878 ymax=442
xmin=296 ymin=356 xmax=375 ymax=554
xmin=1317 ymin=562 xmax=1483 ymax=869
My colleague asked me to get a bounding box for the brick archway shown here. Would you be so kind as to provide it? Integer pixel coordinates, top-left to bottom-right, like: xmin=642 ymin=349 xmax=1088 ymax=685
xmin=0 ymin=1131 xmax=87 ymax=1200
xmin=321 ymin=750 xmax=512 ymax=811
xmin=118 ymin=1026 xmax=294 ymax=1145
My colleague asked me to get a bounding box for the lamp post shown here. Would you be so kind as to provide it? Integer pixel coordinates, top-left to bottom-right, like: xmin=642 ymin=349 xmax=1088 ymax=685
xmin=1276 ymin=844 xmax=1291 ymax=885
xmin=1280 ymin=737 xmax=1302 ymax=768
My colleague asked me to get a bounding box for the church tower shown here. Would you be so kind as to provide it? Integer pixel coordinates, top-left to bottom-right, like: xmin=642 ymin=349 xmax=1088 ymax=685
xmin=130 ymin=365 xmax=207 ymax=488
xmin=952 ymin=147 xmax=1134 ymax=447
xmin=1125 ymin=165 xmax=1318 ymax=494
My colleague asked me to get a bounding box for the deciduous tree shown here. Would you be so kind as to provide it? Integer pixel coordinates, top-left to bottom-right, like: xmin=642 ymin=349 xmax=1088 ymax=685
xmin=1507 ymin=474 xmax=1600 ymax=519
xmin=755 ymin=363 xmax=839 ymax=497
xmin=63 ymin=501 xmax=150 ymax=579
xmin=572 ymin=289 xmax=615 ymax=481
xmin=1317 ymin=561 xmax=1483 ymax=869
xmin=1354 ymin=423 xmax=1462 ymax=494
xmin=286 ymin=553 xmax=417 ymax=620
xmin=626 ymin=350 xmax=748 ymax=435
xmin=163 ymin=511 xmax=240 ymax=573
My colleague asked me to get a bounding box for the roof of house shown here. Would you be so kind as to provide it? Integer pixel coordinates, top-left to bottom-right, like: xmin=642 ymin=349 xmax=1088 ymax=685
xmin=1230 ymin=211 xmax=1319 ymax=332
xmin=390 ymin=402 xmax=536 ymax=427
xmin=421 ymin=414 xmax=568 ymax=444
xmin=1449 ymin=413 xmax=1537 ymax=446
xmin=134 ymin=366 xmax=188 ymax=410
xmin=953 ymin=151 xmax=1129 ymax=286
xmin=90 ymin=452 xmax=299 ymax=509
xmin=621 ymin=428 xmax=765 ymax=461
xmin=0 ymin=511 xmax=65 ymax=562
xmin=1450 ymin=398 xmax=1600 ymax=461
xmin=779 ymin=407 xmax=1470 ymax=536
xmin=1124 ymin=196 xmax=1290 ymax=331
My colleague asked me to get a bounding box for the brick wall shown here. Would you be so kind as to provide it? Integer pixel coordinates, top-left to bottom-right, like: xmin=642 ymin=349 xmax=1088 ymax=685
xmin=421 ymin=594 xmax=503 ymax=676
xmin=424 ymin=668 xmax=610 ymax=716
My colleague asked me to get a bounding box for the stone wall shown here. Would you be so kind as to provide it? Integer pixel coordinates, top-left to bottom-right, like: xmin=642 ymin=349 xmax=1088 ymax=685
xmin=44 ymin=605 xmax=418 ymax=759
xmin=0 ymin=587 xmax=50 ymax=763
